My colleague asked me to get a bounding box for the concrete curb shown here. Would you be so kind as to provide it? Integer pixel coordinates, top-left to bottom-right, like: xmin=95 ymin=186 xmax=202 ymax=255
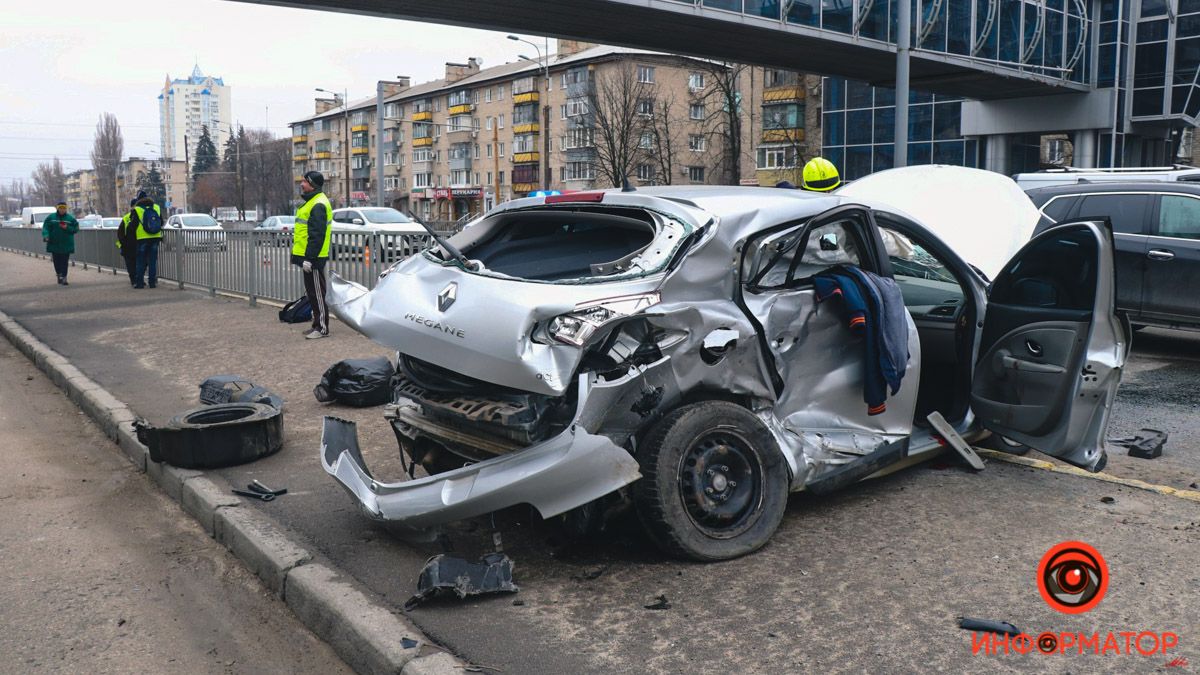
xmin=0 ymin=309 xmax=466 ymax=674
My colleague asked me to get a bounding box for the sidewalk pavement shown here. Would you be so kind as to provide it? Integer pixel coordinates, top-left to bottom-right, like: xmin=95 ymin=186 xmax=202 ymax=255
xmin=0 ymin=251 xmax=466 ymax=674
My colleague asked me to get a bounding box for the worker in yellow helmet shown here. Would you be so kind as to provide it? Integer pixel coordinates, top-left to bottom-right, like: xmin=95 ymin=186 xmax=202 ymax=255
xmin=802 ymin=157 xmax=841 ymax=192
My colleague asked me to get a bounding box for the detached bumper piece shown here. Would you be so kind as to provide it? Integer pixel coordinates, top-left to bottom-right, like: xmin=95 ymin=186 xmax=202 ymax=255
xmin=320 ymin=415 xmax=641 ymax=530
xmin=404 ymin=553 xmax=519 ymax=609
xmin=135 ymin=402 xmax=283 ymax=469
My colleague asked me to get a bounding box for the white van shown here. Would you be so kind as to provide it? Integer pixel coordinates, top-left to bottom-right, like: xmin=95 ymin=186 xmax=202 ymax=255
xmin=1013 ymin=166 xmax=1200 ymax=190
xmin=21 ymin=206 xmax=57 ymax=227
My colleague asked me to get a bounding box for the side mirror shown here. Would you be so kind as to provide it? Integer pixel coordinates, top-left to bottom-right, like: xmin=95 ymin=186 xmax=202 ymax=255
xmin=819 ymin=233 xmax=839 ymax=251
xmin=352 ymin=218 xmax=364 ymax=225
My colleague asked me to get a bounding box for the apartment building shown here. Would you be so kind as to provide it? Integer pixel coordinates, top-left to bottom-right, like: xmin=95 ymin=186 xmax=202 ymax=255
xmin=290 ymin=42 xmax=815 ymax=221
xmin=115 ymin=158 xmax=188 ymax=212
xmin=159 ymin=65 xmax=232 ymax=171
xmin=64 ymin=170 xmax=101 ymax=215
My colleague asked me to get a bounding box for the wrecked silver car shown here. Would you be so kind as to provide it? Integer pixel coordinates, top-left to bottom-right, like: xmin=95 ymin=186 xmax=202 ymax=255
xmin=321 ymin=167 xmax=1126 ymax=560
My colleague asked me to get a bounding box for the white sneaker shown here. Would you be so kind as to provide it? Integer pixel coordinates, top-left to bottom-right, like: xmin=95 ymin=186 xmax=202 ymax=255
xmin=304 ymin=329 xmax=329 ymax=339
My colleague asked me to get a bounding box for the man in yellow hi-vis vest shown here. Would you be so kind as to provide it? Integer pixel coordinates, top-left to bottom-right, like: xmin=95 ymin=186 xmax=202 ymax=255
xmin=292 ymin=171 xmax=333 ymax=338
xmin=132 ymin=190 xmax=164 ymax=288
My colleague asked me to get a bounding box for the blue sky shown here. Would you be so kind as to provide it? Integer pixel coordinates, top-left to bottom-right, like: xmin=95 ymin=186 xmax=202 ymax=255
xmin=0 ymin=0 xmax=550 ymax=182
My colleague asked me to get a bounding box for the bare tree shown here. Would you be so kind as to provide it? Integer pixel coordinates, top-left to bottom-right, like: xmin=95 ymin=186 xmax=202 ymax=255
xmin=647 ymin=91 xmax=680 ymax=185
xmin=590 ymin=61 xmax=652 ymax=187
xmin=31 ymin=158 xmax=65 ymax=205
xmin=90 ymin=113 xmax=123 ymax=215
xmin=698 ymin=61 xmax=746 ymax=184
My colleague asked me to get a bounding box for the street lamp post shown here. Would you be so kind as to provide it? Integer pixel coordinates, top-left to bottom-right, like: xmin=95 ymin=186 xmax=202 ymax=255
xmin=316 ymin=87 xmax=351 ymax=206
xmin=509 ymin=35 xmax=552 ymax=191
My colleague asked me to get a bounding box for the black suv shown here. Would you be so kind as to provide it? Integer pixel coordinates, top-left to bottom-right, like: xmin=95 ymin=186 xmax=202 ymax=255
xmin=1026 ymin=182 xmax=1200 ymax=331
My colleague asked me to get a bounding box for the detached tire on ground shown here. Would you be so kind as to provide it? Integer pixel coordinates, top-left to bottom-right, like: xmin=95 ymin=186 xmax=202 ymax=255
xmin=137 ymin=402 xmax=283 ymax=469
xmin=633 ymin=401 xmax=789 ymax=561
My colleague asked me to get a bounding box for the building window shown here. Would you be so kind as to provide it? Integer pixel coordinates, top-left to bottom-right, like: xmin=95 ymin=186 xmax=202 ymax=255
xmin=688 ymin=72 xmax=705 ymax=91
xmin=513 ymin=133 xmax=537 ymax=153
xmin=561 ymin=104 xmax=568 ymax=120
xmin=639 ymin=132 xmax=655 ymax=150
xmin=413 ymin=148 xmax=434 ymax=162
xmin=637 ymin=65 xmax=656 ymax=83
xmin=485 ymin=88 xmax=493 ymax=103
xmin=451 ymin=169 xmax=471 ymax=186
xmin=499 ymin=171 xmax=504 ymax=184
xmin=513 ymin=104 xmax=539 ymax=126
xmin=763 ymin=103 xmax=803 ymax=129
xmin=636 ymin=164 xmax=655 ymax=181
xmin=637 ymin=98 xmax=654 ymax=116
xmin=688 ymin=166 xmax=705 ymax=182
xmin=513 ymin=76 xmax=536 ymax=95
xmin=499 ymin=142 xmax=505 ymax=157
xmin=498 ymin=85 xmax=505 ymax=100
xmin=566 ymin=98 xmax=589 ymax=117
xmin=313 ymin=120 xmax=325 ymax=132
xmin=498 ymin=114 xmax=505 ymax=128
xmin=756 ymin=145 xmax=798 ymax=169
xmin=487 ymin=144 xmax=493 ymax=158
xmin=564 ymin=127 xmax=595 ymax=149
xmin=689 ymin=103 xmax=705 ymax=120
xmin=563 ymin=161 xmax=596 ymax=180
xmin=765 ymin=69 xmax=798 ymax=88
xmin=414 ymin=173 xmax=432 ymax=188
xmin=689 ymin=134 xmax=706 ymax=152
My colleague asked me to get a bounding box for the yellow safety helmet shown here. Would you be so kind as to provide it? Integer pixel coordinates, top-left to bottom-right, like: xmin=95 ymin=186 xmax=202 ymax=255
xmin=802 ymin=157 xmax=841 ymax=192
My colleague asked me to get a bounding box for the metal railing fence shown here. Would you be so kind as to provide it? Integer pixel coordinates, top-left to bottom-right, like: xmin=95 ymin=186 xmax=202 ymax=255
xmin=0 ymin=229 xmax=434 ymax=306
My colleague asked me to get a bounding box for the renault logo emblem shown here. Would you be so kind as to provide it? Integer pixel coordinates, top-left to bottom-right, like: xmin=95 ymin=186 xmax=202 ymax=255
xmin=437 ymin=282 xmax=457 ymax=312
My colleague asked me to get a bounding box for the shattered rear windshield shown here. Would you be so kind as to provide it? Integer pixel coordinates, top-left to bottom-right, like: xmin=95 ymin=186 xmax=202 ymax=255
xmin=438 ymin=207 xmax=692 ymax=284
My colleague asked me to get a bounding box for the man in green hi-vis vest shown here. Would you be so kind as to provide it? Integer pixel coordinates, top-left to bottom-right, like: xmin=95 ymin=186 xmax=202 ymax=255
xmin=292 ymin=171 xmax=333 ymax=339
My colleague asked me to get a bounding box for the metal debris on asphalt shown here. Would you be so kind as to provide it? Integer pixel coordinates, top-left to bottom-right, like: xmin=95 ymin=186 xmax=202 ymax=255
xmin=644 ymin=594 xmax=671 ymax=610
xmin=957 ymin=617 xmax=1020 ymax=636
xmin=1109 ymin=429 xmax=1167 ymax=459
xmin=405 ymin=553 xmax=519 ymax=609
xmin=400 ymin=638 xmax=419 ymax=649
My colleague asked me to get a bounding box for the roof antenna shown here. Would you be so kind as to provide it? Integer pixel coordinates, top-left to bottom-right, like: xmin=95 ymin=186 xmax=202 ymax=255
xmin=621 ymin=175 xmax=636 ymax=192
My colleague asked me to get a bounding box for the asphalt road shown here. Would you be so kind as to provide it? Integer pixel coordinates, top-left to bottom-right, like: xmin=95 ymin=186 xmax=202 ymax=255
xmin=0 ymin=338 xmax=350 ymax=674
xmin=0 ymin=251 xmax=1196 ymax=673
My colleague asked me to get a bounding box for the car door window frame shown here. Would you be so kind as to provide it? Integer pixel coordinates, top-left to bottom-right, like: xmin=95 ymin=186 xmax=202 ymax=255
xmin=742 ymin=205 xmax=887 ymax=292
xmin=1070 ymin=191 xmax=1151 ymax=235
xmin=1152 ymin=193 xmax=1200 ymax=240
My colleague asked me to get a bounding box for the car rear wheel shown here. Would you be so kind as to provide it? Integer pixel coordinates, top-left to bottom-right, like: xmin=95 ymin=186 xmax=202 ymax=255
xmin=633 ymin=401 xmax=788 ymax=561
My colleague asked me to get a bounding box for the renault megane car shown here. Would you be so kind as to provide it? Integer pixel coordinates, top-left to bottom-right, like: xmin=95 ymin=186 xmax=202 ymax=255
xmin=320 ymin=166 xmax=1127 ymax=561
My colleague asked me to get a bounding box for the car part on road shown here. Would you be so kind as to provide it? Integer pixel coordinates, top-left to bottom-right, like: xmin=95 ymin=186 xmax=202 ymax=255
xmin=232 ymin=488 xmax=276 ymax=502
xmin=404 ymin=553 xmax=518 ymax=609
xmin=313 ymin=357 xmax=395 ymax=407
xmin=927 ymin=411 xmax=985 ymax=471
xmin=247 ymin=479 xmax=287 ymax=497
xmin=135 ymin=402 xmax=283 ymax=469
xmin=643 ymin=594 xmax=671 ymax=610
xmin=200 ymin=375 xmax=283 ymax=410
xmin=1109 ymin=429 xmax=1167 ymax=459
xmin=957 ymin=617 xmax=1021 ymax=637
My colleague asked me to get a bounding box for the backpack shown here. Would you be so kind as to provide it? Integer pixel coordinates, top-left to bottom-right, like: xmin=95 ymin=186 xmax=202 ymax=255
xmin=141 ymin=206 xmax=163 ymax=234
xmin=278 ymin=296 xmax=313 ymax=324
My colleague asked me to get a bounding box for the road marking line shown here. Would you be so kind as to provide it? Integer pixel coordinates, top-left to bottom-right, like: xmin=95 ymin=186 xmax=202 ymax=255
xmin=976 ymin=448 xmax=1200 ymax=504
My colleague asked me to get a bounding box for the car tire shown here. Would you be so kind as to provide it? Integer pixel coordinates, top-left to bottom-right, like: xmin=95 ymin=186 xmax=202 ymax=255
xmin=632 ymin=401 xmax=788 ymax=561
xmin=136 ymin=402 xmax=283 ymax=469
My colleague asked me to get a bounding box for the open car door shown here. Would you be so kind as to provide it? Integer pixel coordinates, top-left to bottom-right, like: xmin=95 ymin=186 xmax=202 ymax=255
xmin=970 ymin=221 xmax=1127 ymax=472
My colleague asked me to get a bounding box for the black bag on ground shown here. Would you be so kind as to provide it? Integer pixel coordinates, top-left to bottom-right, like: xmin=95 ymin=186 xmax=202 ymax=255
xmin=278 ymin=296 xmax=312 ymax=323
xmin=314 ymin=357 xmax=396 ymax=407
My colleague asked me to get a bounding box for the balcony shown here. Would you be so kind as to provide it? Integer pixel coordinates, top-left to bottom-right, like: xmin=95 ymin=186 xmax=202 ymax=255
xmin=352 ymin=147 xmax=370 ymax=156
xmin=513 ymin=123 xmax=540 ymax=134
xmin=412 ymin=111 xmax=432 ymax=122
xmin=449 ymin=156 xmax=472 ymax=171
xmin=412 ymin=137 xmax=433 ymax=147
xmin=761 ymin=128 xmax=804 ymax=143
xmin=352 ymin=167 xmax=370 ymax=179
xmin=293 ymin=134 xmax=308 ymax=143
xmin=314 ymin=151 xmax=332 ymax=159
xmin=513 ymin=182 xmax=537 ymax=194
xmin=351 ymin=124 xmax=369 ymax=132
xmin=513 ymin=91 xmax=539 ymax=104
xmin=513 ymin=151 xmax=540 ymax=164
xmin=448 ymin=103 xmax=473 ymax=116
xmin=763 ymin=86 xmax=803 ymax=103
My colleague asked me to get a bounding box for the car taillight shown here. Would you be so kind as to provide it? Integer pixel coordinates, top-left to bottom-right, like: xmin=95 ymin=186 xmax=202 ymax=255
xmin=546 ymin=292 xmax=660 ymax=346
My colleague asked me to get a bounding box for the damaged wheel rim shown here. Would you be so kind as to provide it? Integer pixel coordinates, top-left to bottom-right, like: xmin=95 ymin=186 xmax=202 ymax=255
xmin=678 ymin=429 xmax=763 ymax=539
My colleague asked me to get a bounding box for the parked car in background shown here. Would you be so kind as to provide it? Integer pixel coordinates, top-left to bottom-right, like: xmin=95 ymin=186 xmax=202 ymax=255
xmin=1026 ymin=181 xmax=1200 ymax=332
xmin=166 ymin=213 xmax=226 ymax=251
xmin=331 ymin=207 xmax=429 ymax=261
xmin=78 ymin=214 xmax=105 ymax=229
xmin=1014 ymin=166 xmax=1200 ymax=190
xmin=255 ymin=216 xmax=295 ymax=247
xmin=1 ymin=217 xmax=21 ymax=228
xmin=20 ymin=206 xmax=56 ymax=227
xmin=321 ymin=167 xmax=1126 ymax=561
xmin=101 ymin=217 xmax=122 ymax=229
